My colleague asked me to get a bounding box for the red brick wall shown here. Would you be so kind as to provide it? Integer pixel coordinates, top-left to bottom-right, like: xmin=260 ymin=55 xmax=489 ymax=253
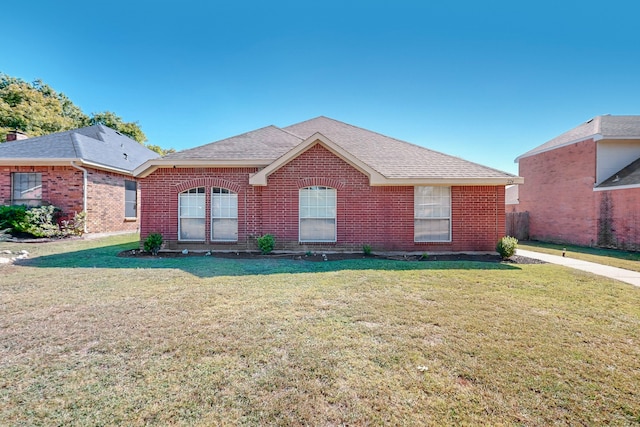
xmin=516 ymin=139 xmax=598 ymax=245
xmin=595 ymin=188 xmax=640 ymax=250
xmin=141 ymin=143 xmax=506 ymax=252
xmin=1 ymin=165 xmax=140 ymax=234
xmin=86 ymin=170 xmax=140 ymax=234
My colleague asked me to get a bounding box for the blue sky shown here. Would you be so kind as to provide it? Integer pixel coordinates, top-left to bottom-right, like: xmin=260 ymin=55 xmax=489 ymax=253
xmin=3 ymin=0 xmax=639 ymax=174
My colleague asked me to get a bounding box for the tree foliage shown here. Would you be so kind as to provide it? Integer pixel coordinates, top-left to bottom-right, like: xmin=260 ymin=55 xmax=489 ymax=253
xmin=0 ymin=73 xmax=172 ymax=153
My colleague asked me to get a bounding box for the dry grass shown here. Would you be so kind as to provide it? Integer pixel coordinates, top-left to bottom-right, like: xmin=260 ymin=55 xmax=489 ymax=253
xmin=1 ymin=234 xmax=639 ymax=426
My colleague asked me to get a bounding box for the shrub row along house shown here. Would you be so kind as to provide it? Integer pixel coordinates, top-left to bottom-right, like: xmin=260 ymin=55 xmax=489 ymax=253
xmin=134 ymin=117 xmax=521 ymax=252
xmin=0 ymin=125 xmax=159 ymax=233
xmin=511 ymin=115 xmax=640 ymax=250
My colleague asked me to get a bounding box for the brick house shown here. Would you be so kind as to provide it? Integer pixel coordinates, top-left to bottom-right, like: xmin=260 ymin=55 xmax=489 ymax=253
xmin=0 ymin=125 xmax=159 ymax=234
xmin=514 ymin=115 xmax=640 ymax=249
xmin=135 ymin=117 xmax=521 ymax=252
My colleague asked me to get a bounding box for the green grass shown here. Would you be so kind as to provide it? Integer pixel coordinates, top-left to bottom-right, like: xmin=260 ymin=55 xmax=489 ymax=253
xmin=520 ymin=241 xmax=640 ymax=272
xmin=1 ymin=234 xmax=639 ymax=426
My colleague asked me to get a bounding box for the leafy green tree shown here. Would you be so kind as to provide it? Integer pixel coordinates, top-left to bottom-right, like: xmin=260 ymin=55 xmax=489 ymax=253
xmin=88 ymin=111 xmax=147 ymax=143
xmin=0 ymin=72 xmax=173 ymax=154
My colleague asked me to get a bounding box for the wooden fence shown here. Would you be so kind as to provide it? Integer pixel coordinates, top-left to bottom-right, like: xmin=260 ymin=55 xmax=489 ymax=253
xmin=506 ymin=211 xmax=529 ymax=240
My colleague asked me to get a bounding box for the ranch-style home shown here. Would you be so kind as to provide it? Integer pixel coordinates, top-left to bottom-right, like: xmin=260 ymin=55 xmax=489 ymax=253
xmin=513 ymin=115 xmax=640 ymax=250
xmin=0 ymin=125 xmax=159 ymax=233
xmin=135 ymin=116 xmax=521 ymax=252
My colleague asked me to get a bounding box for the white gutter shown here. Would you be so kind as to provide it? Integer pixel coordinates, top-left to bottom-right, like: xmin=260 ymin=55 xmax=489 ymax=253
xmin=70 ymin=161 xmax=88 ymax=233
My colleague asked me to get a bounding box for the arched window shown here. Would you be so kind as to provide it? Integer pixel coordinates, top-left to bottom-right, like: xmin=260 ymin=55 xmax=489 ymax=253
xmin=211 ymin=187 xmax=238 ymax=241
xmin=299 ymin=186 xmax=336 ymax=242
xmin=179 ymin=187 xmax=205 ymax=241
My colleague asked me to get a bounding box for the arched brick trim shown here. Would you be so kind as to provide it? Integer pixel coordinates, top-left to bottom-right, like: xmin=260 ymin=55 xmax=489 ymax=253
xmin=175 ymin=178 xmax=241 ymax=194
xmin=297 ymin=177 xmax=345 ymax=190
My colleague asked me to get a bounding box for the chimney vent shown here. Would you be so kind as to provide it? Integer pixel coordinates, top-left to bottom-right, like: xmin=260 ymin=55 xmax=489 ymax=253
xmin=6 ymin=130 xmax=29 ymax=142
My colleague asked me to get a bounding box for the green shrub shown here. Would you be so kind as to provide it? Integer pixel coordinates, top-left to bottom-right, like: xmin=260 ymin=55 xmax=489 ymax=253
xmin=0 ymin=205 xmax=27 ymax=230
xmin=12 ymin=205 xmax=63 ymax=238
xmin=60 ymin=211 xmax=86 ymax=236
xmin=144 ymin=233 xmax=164 ymax=256
xmin=362 ymin=244 xmax=372 ymax=256
xmin=257 ymin=234 xmax=276 ymax=254
xmin=496 ymin=236 xmax=518 ymax=259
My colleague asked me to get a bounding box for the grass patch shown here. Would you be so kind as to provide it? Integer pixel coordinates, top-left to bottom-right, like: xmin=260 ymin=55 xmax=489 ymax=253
xmin=520 ymin=241 xmax=640 ymax=272
xmin=1 ymin=234 xmax=639 ymax=425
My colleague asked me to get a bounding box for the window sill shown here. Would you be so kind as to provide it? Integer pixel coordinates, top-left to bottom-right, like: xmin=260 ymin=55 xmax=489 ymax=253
xmin=124 ymin=217 xmax=137 ymax=222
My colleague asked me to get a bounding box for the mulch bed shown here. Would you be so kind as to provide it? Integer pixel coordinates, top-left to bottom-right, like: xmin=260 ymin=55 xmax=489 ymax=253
xmin=117 ymin=250 xmax=545 ymax=264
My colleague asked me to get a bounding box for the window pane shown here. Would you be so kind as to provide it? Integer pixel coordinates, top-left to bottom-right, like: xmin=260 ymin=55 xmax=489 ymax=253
xmin=211 ymin=188 xmax=238 ymax=241
xmin=300 ymin=219 xmax=336 ymax=242
xmin=299 ymin=186 xmax=337 ymax=241
xmin=125 ymin=180 xmax=137 ymax=218
xmin=415 ymin=186 xmax=451 ymax=241
xmin=179 ymin=188 xmax=205 ymax=240
xmin=414 ymin=219 xmax=450 ymax=242
xmin=180 ymin=218 xmax=206 ymax=240
xmin=12 ymin=173 xmax=42 ymax=205
xmin=212 ymin=218 xmax=238 ymax=241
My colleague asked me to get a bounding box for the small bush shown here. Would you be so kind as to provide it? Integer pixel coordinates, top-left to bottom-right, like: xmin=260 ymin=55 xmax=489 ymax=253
xmin=144 ymin=233 xmax=163 ymax=256
xmin=496 ymin=236 xmax=518 ymax=259
xmin=0 ymin=205 xmax=28 ymax=231
xmin=12 ymin=205 xmax=63 ymax=238
xmin=257 ymin=234 xmax=276 ymax=254
xmin=362 ymin=244 xmax=372 ymax=256
xmin=60 ymin=211 xmax=86 ymax=236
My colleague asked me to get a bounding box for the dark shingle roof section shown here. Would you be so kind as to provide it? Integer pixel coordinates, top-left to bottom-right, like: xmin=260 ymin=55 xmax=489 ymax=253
xmin=597 ymin=157 xmax=640 ymax=188
xmin=163 ymin=126 xmax=303 ymax=161
xmin=518 ymin=115 xmax=640 ymax=160
xmin=0 ymin=125 xmax=159 ymax=172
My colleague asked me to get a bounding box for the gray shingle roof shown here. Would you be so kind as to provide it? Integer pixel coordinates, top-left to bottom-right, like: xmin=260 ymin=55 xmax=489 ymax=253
xmin=161 ymin=116 xmax=517 ymax=180
xmin=518 ymin=115 xmax=640 ymax=160
xmin=163 ymin=125 xmax=302 ymax=161
xmin=0 ymin=125 xmax=159 ymax=172
xmin=597 ymin=157 xmax=640 ymax=188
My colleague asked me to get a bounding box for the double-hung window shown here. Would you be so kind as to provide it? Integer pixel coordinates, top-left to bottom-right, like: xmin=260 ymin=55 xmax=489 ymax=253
xmin=299 ymin=186 xmax=336 ymax=242
xmin=211 ymin=187 xmax=238 ymax=241
xmin=414 ymin=186 xmax=451 ymax=242
xmin=179 ymin=187 xmax=206 ymax=240
xmin=124 ymin=180 xmax=137 ymax=218
xmin=12 ymin=173 xmax=42 ymax=206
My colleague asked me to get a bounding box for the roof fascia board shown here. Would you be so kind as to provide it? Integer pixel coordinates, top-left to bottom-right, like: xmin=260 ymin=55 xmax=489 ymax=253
xmin=515 ymin=134 xmax=603 ymax=162
xmin=372 ymin=177 xmax=524 ymax=186
xmin=0 ymin=158 xmax=79 ymax=167
xmin=134 ymin=159 xmax=270 ymax=177
xmin=249 ymin=133 xmax=387 ymax=186
xmin=593 ymin=182 xmax=640 ymax=192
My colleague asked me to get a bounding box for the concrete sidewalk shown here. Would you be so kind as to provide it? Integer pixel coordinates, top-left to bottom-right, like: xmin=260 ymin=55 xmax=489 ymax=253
xmin=517 ymin=249 xmax=640 ymax=288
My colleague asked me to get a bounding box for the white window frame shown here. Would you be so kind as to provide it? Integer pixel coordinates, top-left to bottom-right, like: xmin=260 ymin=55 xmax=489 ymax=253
xmin=414 ymin=186 xmax=451 ymax=242
xmin=124 ymin=180 xmax=137 ymax=218
xmin=299 ymin=186 xmax=337 ymax=243
xmin=12 ymin=172 xmax=42 ymax=206
xmin=211 ymin=187 xmax=238 ymax=242
xmin=178 ymin=187 xmax=206 ymax=241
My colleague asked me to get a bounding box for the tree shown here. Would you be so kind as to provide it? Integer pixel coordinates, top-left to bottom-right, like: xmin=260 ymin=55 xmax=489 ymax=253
xmin=0 ymin=72 xmax=173 ymax=154
xmin=0 ymin=73 xmax=87 ymax=139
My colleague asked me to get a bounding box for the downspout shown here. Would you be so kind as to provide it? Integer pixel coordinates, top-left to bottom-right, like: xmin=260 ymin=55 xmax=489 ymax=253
xmin=70 ymin=161 xmax=88 ymax=234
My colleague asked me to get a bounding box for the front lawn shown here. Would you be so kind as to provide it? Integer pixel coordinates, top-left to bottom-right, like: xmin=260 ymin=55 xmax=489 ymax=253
xmin=1 ymin=234 xmax=639 ymax=425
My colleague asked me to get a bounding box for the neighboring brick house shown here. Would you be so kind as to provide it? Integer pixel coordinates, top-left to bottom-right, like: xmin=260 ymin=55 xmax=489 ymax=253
xmin=514 ymin=115 xmax=640 ymax=249
xmin=0 ymin=125 xmax=159 ymax=234
xmin=135 ymin=117 xmax=521 ymax=252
